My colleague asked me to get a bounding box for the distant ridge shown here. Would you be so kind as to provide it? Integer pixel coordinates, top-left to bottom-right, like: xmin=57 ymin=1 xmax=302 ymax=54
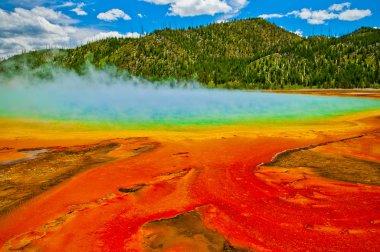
xmin=1 ymin=18 xmax=379 ymax=89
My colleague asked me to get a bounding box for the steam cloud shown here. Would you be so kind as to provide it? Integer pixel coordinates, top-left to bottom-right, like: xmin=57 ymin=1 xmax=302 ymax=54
xmin=0 ymin=67 xmax=379 ymax=126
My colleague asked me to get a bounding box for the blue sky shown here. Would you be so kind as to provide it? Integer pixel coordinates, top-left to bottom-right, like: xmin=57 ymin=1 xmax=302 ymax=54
xmin=0 ymin=0 xmax=378 ymax=57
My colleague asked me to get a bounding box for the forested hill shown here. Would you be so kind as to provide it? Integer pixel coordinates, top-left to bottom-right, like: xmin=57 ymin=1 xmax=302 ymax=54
xmin=1 ymin=18 xmax=379 ymax=89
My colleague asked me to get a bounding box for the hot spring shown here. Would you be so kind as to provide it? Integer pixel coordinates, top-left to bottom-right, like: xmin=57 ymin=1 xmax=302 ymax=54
xmin=0 ymin=70 xmax=379 ymax=127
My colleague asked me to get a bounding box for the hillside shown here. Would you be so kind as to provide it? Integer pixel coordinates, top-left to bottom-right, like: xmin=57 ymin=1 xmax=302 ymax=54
xmin=1 ymin=18 xmax=379 ymax=89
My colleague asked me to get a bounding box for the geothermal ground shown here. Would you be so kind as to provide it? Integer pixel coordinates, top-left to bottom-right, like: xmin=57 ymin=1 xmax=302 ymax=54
xmin=0 ymin=90 xmax=379 ymax=251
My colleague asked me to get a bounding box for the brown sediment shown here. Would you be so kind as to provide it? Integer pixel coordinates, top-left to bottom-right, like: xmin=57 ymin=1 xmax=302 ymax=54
xmin=268 ymin=89 xmax=380 ymax=99
xmin=0 ymin=148 xmax=48 ymax=165
xmin=137 ymin=209 xmax=249 ymax=252
xmin=0 ymin=138 xmax=159 ymax=216
xmin=118 ymin=169 xmax=193 ymax=194
xmin=0 ymin=142 xmax=118 ymax=216
xmin=119 ymin=184 xmax=146 ymax=193
xmin=263 ymin=131 xmax=380 ymax=186
xmin=173 ymin=152 xmax=190 ymax=155
xmin=0 ymin=148 xmax=31 ymax=165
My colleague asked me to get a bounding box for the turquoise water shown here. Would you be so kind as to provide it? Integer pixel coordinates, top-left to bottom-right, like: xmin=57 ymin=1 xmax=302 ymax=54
xmin=1 ymin=81 xmax=379 ymax=126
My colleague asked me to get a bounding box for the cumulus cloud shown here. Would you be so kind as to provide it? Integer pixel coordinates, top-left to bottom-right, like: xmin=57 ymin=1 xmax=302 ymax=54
xmin=71 ymin=2 xmax=87 ymax=16
xmin=0 ymin=7 xmax=138 ymax=59
xmin=259 ymin=2 xmax=371 ymax=25
xmin=290 ymin=9 xmax=338 ymax=25
xmin=338 ymin=9 xmax=372 ymax=21
xmin=137 ymin=13 xmax=143 ymax=18
xmin=8 ymin=0 xmax=52 ymax=8
xmin=16 ymin=6 xmax=76 ymax=24
xmin=217 ymin=0 xmax=249 ymax=21
xmin=142 ymin=0 xmax=248 ymax=19
xmin=0 ymin=7 xmax=74 ymax=58
xmin=97 ymin=9 xmax=131 ymax=21
xmin=55 ymin=2 xmax=75 ymax=8
xmin=329 ymin=2 xmax=350 ymax=12
xmin=292 ymin=29 xmax=303 ymax=37
xmin=258 ymin=13 xmax=284 ymax=19
xmin=169 ymin=0 xmax=231 ymax=17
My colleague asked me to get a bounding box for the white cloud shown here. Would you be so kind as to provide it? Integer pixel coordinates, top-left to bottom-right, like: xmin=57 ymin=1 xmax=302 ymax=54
xmin=290 ymin=9 xmax=338 ymax=25
xmin=15 ymin=6 xmax=76 ymax=24
xmin=83 ymin=31 xmax=143 ymax=43
xmin=339 ymin=9 xmax=372 ymax=21
xmin=71 ymin=2 xmax=87 ymax=16
xmin=329 ymin=2 xmax=350 ymax=12
xmin=97 ymin=9 xmax=131 ymax=21
xmin=137 ymin=13 xmax=143 ymax=18
xmin=142 ymin=0 xmax=248 ymax=19
xmin=217 ymin=0 xmax=249 ymax=21
xmin=8 ymin=0 xmax=51 ymax=8
xmin=169 ymin=0 xmax=231 ymax=17
xmin=259 ymin=2 xmax=372 ymax=25
xmin=55 ymin=2 xmax=75 ymax=8
xmin=0 ymin=7 xmax=136 ymax=59
xmin=258 ymin=13 xmax=284 ymax=19
xmin=0 ymin=7 xmax=75 ymax=58
xmin=142 ymin=0 xmax=173 ymax=5
xmin=293 ymin=29 xmax=303 ymax=37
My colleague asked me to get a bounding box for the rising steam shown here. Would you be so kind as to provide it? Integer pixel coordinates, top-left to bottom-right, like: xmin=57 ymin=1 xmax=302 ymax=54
xmin=0 ymin=67 xmax=379 ymax=126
